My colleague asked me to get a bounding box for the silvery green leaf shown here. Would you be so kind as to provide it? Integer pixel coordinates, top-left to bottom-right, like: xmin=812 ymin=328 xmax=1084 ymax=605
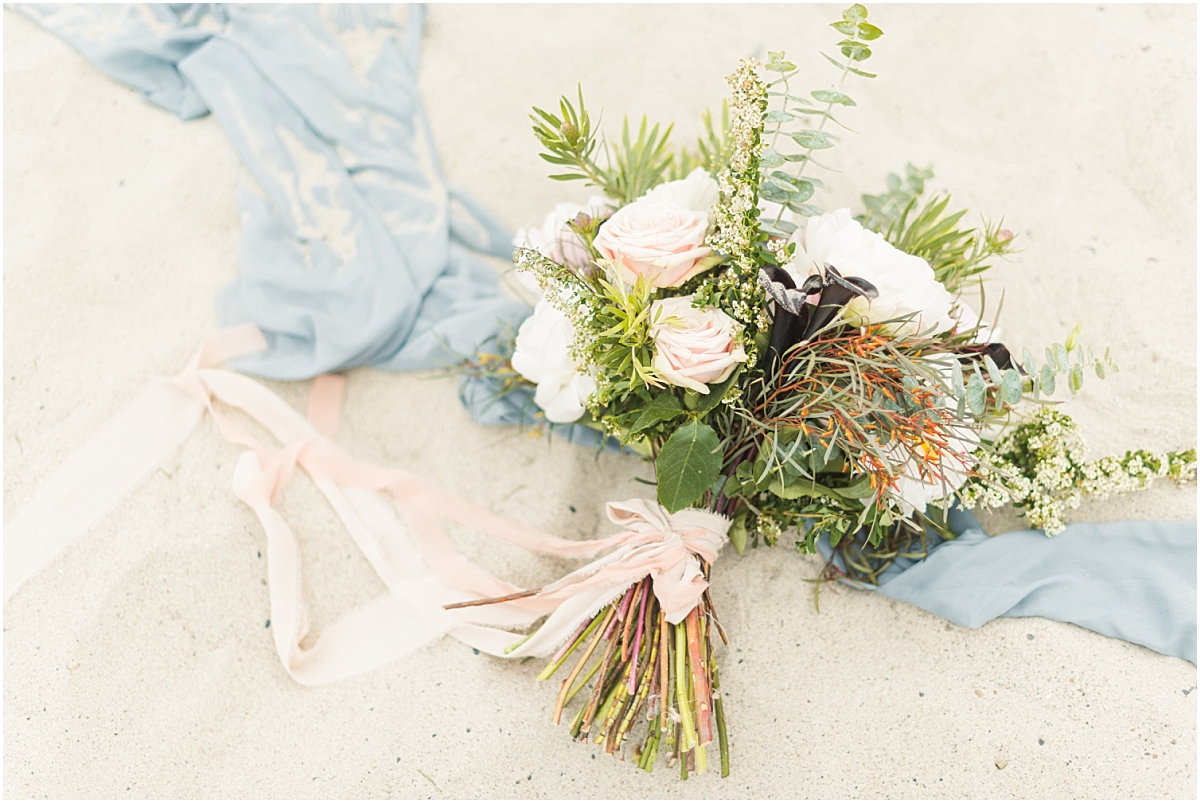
xmin=983 ymin=354 xmax=1003 ymax=387
xmin=1053 ymin=343 xmax=1069 ymax=373
xmin=761 ymin=149 xmax=786 ymax=168
xmin=760 ymin=182 xmax=791 ymax=203
xmin=1093 ymin=359 xmax=1106 ymax=379
xmin=1068 ymin=363 xmax=1083 ymax=394
xmin=765 ymin=110 xmax=795 ymax=123
xmin=787 ymin=202 xmax=824 ymax=217
xmin=951 ymin=359 xmax=966 ymax=398
xmin=783 ymin=152 xmax=810 ymax=162
xmin=812 ymin=89 xmax=857 ymax=106
xmin=791 ymin=130 xmax=834 ymax=149
xmin=1022 ymin=347 xmax=1036 ymax=378
xmin=966 ymin=371 xmax=987 ymax=416
xmin=1065 ymin=321 xmax=1082 ymax=352
xmin=1040 ymin=363 xmax=1056 ymax=396
xmin=1001 ymin=369 xmax=1023 ymax=406
xmin=830 ymin=20 xmax=858 ymax=35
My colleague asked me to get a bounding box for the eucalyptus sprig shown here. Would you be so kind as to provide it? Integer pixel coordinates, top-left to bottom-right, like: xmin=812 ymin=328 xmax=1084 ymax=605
xmin=758 ymin=4 xmax=883 ymax=236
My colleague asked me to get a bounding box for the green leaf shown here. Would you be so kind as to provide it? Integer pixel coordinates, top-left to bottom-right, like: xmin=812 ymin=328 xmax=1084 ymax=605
xmin=655 ymin=420 xmax=723 ymax=513
xmin=788 ymin=202 xmax=824 ymax=217
xmin=839 ymin=43 xmax=872 ymax=62
xmin=1022 ymin=347 xmax=1036 ymax=378
xmin=983 ymin=354 xmax=1003 ymax=388
xmin=1053 ymin=343 xmax=1069 ymax=374
xmin=1065 ymin=321 xmax=1082 ymax=352
xmin=790 ymin=130 xmax=834 ymax=149
xmin=728 ymin=512 xmax=748 ymax=555
xmin=1000 ymin=369 xmax=1023 ymax=406
xmin=1040 ymin=363 xmax=1056 ymax=396
xmin=843 ymin=3 xmax=868 ymax=22
xmin=760 ymin=149 xmax=786 ymax=168
xmin=1093 ymin=359 xmax=1106 ymax=379
xmin=830 ymin=20 xmax=858 ymax=35
xmin=811 ymin=89 xmax=857 ymax=106
xmin=764 ymin=110 xmax=795 ymax=123
xmin=630 ymin=393 xmax=685 ymax=433
xmin=761 ymin=219 xmax=799 ymax=237
xmin=1068 ymin=363 xmax=1084 ymax=395
xmin=821 ymin=52 xmax=877 ymax=78
xmin=760 ymin=182 xmax=791 ymax=204
xmin=693 ymin=368 xmax=742 ymax=414
xmin=966 ymin=371 xmax=987 ymax=416
xmin=856 ymin=21 xmax=883 ymax=40
xmin=951 ymin=359 xmax=965 ymax=398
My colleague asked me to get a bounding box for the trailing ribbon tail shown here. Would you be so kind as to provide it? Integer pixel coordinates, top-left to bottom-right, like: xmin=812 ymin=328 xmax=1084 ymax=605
xmin=3 ymin=324 xmax=268 ymax=601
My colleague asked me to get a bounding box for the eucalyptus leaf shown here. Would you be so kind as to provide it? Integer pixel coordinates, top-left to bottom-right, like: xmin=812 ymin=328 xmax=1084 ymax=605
xmin=1093 ymin=359 xmax=1106 ymax=379
xmin=1040 ymin=363 xmax=1056 ymax=396
xmin=1065 ymin=321 xmax=1082 ymax=352
xmin=790 ymin=130 xmax=835 ymax=149
xmin=951 ymin=359 xmax=965 ymax=398
xmin=966 ymin=371 xmax=987 ymax=416
xmin=765 ymin=110 xmax=795 ymax=123
xmin=856 ymin=21 xmax=883 ymax=40
xmin=788 ymin=202 xmax=824 ymax=217
xmin=983 ymin=354 xmax=1003 ymax=387
xmin=1053 ymin=343 xmax=1069 ymax=374
xmin=1068 ymin=363 xmax=1083 ymax=394
xmin=812 ymin=89 xmax=857 ymax=106
xmin=761 ymin=149 xmax=786 ymax=168
xmin=655 ymin=420 xmax=722 ymax=513
xmin=1000 ymin=369 xmax=1023 ymax=406
xmin=1022 ymin=347 xmax=1036 ymax=378
xmin=830 ymin=20 xmax=858 ymax=35
xmin=844 ymin=3 xmax=868 ymax=22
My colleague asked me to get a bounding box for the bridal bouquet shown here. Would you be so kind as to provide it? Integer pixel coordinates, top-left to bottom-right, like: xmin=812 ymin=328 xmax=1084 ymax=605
xmin=459 ymin=4 xmax=1194 ymax=777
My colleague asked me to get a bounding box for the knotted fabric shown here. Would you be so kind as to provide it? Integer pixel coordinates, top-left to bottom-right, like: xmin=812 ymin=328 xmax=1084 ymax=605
xmin=5 ymin=326 xmax=730 ymax=684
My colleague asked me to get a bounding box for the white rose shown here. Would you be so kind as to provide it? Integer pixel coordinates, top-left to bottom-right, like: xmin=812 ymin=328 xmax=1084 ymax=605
xmin=639 ymin=168 xmax=720 ymax=221
xmin=787 ymin=208 xmax=956 ymax=336
xmin=511 ymin=299 xmax=596 ymax=423
xmin=594 ymin=201 xmax=717 ymax=289
xmin=513 ymin=195 xmax=613 ymax=273
xmin=649 ymin=295 xmax=748 ymax=394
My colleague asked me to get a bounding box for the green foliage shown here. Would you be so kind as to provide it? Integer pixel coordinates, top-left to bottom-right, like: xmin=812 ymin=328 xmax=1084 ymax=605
xmin=530 ymin=86 xmax=676 ymax=205
xmin=758 ymin=5 xmax=883 ymax=236
xmin=656 ymin=419 xmax=723 ymax=513
xmin=859 ymin=163 xmax=933 ymax=232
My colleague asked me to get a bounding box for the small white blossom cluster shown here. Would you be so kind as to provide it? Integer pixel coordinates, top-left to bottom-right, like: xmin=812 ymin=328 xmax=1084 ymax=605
xmin=514 ymin=247 xmax=596 ymax=359
xmin=699 ymin=58 xmax=770 ymax=334
xmin=959 ymin=408 xmax=1197 ymax=535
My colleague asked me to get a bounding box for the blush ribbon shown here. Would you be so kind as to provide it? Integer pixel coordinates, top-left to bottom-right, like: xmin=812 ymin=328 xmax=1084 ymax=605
xmin=4 ymin=325 xmax=729 ymax=684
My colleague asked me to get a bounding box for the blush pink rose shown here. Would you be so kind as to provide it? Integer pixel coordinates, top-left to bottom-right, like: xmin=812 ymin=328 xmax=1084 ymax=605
xmin=649 ymin=295 xmax=748 ymax=394
xmin=593 ymin=200 xmax=715 ymax=288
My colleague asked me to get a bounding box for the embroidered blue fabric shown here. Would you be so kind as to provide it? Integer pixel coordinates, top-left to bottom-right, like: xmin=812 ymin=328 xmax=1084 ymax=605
xmin=16 ymin=3 xmax=1197 ymax=663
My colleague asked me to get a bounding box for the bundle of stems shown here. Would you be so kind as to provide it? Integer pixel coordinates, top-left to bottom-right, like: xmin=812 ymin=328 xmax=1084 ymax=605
xmin=536 ymin=567 xmax=731 ymax=777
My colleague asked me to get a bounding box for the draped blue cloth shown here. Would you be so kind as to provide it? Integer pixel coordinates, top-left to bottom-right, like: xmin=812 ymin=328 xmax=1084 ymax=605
xmin=819 ymin=509 xmax=1197 ymax=663
xmin=16 ymin=3 xmax=1197 ymax=664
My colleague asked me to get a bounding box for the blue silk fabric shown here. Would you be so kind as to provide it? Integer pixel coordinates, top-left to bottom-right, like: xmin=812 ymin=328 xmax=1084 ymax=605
xmin=17 ymin=3 xmax=1197 ymax=663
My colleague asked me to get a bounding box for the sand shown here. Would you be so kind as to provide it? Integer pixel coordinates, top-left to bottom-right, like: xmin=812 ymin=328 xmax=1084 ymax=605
xmin=4 ymin=4 xmax=1196 ymax=798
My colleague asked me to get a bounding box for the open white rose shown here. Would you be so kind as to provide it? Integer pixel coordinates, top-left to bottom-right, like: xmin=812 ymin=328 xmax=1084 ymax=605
xmin=511 ymin=299 xmax=596 ymax=423
xmin=649 ymin=295 xmax=747 ymax=394
xmin=787 ymin=208 xmax=956 ymax=336
xmin=594 ymin=201 xmax=716 ymax=289
xmin=639 ymin=167 xmax=720 ymax=221
xmin=513 ymin=195 xmax=613 ymax=273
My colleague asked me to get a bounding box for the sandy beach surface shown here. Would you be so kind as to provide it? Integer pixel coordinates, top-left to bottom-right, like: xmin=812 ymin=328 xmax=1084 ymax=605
xmin=4 ymin=4 xmax=1196 ymax=798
